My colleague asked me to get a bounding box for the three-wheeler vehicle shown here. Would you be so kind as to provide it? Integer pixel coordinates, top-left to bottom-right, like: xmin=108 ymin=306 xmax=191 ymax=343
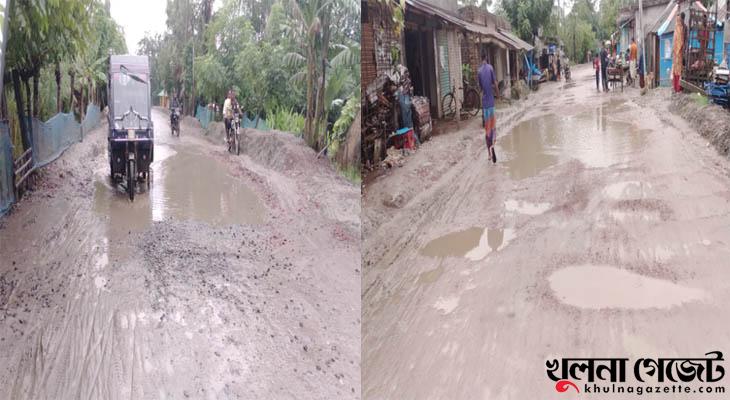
xmin=107 ymin=55 xmax=154 ymax=200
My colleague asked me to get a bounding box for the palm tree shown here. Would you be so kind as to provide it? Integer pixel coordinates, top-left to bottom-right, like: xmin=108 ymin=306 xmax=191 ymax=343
xmin=287 ymin=0 xmax=335 ymax=149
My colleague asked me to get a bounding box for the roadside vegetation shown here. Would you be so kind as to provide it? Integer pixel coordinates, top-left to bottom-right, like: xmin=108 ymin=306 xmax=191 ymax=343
xmin=3 ymin=0 xmax=126 ymax=156
xmin=138 ymin=0 xmax=361 ymax=173
xmin=497 ymin=0 xmax=624 ymax=64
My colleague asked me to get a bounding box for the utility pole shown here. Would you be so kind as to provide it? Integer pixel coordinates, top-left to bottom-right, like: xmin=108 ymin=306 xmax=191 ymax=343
xmin=638 ymin=0 xmax=647 ymax=88
xmin=192 ymin=40 xmax=195 ymax=116
xmin=573 ymin=14 xmax=576 ymax=62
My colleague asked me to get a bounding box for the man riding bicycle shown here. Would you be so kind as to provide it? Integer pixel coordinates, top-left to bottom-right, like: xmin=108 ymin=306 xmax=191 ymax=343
xmin=223 ymin=89 xmax=241 ymax=145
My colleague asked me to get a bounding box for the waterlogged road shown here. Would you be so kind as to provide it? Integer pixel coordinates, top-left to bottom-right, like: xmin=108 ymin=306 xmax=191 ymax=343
xmin=0 ymin=108 xmax=360 ymax=399
xmin=363 ymin=64 xmax=730 ymax=399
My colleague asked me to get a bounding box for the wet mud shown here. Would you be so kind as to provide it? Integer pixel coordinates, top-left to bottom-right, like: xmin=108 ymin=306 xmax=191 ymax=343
xmin=363 ymin=64 xmax=730 ymax=399
xmin=0 ymin=108 xmax=360 ymax=399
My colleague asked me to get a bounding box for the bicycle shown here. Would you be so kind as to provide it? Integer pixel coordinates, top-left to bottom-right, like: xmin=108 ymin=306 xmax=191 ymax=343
xmin=227 ymin=112 xmax=241 ymax=155
xmin=441 ymin=78 xmax=480 ymax=119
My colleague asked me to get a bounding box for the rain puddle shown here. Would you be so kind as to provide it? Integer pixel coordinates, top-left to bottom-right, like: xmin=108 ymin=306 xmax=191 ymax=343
xmin=93 ymin=144 xmax=265 ymax=238
xmin=549 ymin=265 xmax=705 ymax=309
xmin=500 ymin=108 xmax=648 ymax=179
xmin=421 ymin=227 xmax=516 ymax=261
xmin=504 ymin=199 xmax=551 ymax=215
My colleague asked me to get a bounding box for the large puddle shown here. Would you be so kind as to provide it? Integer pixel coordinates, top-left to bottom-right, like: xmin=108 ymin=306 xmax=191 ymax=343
xmin=421 ymin=227 xmax=516 ymax=261
xmin=549 ymin=265 xmax=705 ymax=309
xmin=93 ymin=144 xmax=265 ymax=239
xmin=500 ymin=105 xmax=648 ymax=179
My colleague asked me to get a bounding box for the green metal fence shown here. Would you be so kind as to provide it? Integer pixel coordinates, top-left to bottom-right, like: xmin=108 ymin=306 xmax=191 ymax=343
xmin=1 ymin=104 xmax=102 ymax=216
xmin=0 ymin=122 xmax=14 ymax=215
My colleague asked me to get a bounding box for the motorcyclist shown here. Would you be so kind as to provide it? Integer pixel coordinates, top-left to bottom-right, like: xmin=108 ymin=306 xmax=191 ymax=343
xmin=170 ymin=96 xmax=181 ymax=127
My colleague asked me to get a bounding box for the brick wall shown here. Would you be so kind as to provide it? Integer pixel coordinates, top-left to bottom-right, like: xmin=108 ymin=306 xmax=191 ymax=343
xmin=458 ymin=6 xmax=511 ymax=30
xmin=362 ymin=4 xmax=377 ymax=90
xmin=461 ymin=33 xmax=481 ymax=84
xmin=362 ymin=1 xmax=402 ymax=91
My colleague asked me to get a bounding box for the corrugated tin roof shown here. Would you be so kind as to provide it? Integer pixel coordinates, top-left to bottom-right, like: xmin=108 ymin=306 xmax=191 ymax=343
xmin=405 ymin=0 xmax=467 ymax=28
xmin=406 ymin=0 xmax=529 ymax=50
xmin=498 ymin=28 xmax=534 ymax=51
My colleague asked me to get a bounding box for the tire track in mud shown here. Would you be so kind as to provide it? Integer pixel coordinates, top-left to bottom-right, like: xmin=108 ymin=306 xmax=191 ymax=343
xmin=362 ymin=107 xmax=526 ymax=306
xmin=7 ymin=275 xmax=126 ymax=399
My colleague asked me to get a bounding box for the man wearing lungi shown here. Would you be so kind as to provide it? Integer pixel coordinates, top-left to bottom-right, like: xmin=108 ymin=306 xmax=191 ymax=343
xmin=477 ymin=53 xmax=499 ymax=163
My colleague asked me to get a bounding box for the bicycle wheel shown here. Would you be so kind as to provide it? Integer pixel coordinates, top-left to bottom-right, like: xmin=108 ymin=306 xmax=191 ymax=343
xmin=442 ymin=93 xmax=456 ymax=119
xmin=235 ymin=128 xmax=241 ymax=155
xmin=464 ymin=88 xmax=481 ymax=117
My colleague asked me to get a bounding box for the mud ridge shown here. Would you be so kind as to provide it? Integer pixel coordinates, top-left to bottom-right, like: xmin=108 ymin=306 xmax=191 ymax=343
xmin=667 ymin=90 xmax=730 ymax=158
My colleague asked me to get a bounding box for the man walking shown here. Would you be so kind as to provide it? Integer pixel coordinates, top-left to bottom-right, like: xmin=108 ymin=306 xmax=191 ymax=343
xmin=477 ymin=53 xmax=498 ymax=163
xmin=600 ymin=41 xmax=610 ymax=92
xmin=593 ymin=53 xmax=600 ymax=90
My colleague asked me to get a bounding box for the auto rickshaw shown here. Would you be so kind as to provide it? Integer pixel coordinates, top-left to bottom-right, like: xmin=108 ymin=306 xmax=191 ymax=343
xmin=107 ymin=55 xmax=154 ymax=200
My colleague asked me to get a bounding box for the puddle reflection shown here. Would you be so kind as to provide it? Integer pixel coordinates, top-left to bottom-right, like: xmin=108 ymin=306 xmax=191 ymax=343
xmin=500 ymin=104 xmax=648 ymax=179
xmin=93 ymin=144 xmax=265 ymax=241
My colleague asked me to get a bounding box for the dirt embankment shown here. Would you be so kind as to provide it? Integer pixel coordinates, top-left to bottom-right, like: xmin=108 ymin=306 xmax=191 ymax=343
xmin=199 ymin=117 xmax=361 ymax=234
xmin=666 ymin=89 xmax=730 ymax=158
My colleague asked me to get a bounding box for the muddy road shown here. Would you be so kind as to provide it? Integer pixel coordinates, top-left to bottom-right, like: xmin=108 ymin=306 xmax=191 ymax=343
xmin=363 ymin=64 xmax=730 ymax=399
xmin=0 ymin=108 xmax=360 ymax=399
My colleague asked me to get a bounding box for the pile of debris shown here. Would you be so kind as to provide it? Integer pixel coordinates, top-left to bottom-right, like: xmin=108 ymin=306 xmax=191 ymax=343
xmin=412 ymin=96 xmax=432 ymax=141
xmin=362 ymin=74 xmax=398 ymax=169
xmin=361 ymin=65 xmax=432 ymax=170
xmin=381 ymin=146 xmax=410 ymax=168
xmin=704 ymin=63 xmax=730 ymax=108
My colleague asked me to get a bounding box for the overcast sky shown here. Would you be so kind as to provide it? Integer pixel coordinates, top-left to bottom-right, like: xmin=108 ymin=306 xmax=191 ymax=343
xmin=110 ymin=0 xmax=168 ymax=55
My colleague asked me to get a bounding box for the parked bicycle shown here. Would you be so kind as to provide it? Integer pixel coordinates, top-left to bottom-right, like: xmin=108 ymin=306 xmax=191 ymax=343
xmin=442 ymin=78 xmax=481 ymax=119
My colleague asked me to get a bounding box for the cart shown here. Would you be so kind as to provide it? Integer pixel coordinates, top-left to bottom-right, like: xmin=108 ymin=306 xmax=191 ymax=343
xmin=606 ymin=63 xmax=624 ymax=92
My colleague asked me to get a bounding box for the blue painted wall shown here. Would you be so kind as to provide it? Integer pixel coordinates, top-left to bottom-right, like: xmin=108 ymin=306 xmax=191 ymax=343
xmin=713 ymin=27 xmax=724 ymax=64
xmin=657 ymin=27 xmax=724 ymax=86
xmin=659 ymin=33 xmax=673 ymax=86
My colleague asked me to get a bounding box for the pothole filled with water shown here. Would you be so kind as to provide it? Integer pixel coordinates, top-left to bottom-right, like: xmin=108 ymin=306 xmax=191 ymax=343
xmin=421 ymin=227 xmax=516 ymax=260
xmin=93 ymin=144 xmax=265 ymax=239
xmin=500 ymin=108 xmax=648 ymax=179
xmin=548 ymin=265 xmax=705 ymax=309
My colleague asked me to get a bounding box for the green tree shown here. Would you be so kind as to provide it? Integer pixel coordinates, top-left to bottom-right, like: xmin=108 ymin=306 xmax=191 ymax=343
xmin=5 ymin=0 xmax=94 ymax=150
xmin=499 ymin=0 xmax=555 ymax=42
xmin=598 ymin=0 xmax=621 ymax=41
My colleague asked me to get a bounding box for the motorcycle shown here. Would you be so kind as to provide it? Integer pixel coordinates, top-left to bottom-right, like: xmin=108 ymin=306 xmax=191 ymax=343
xmin=170 ymin=107 xmax=180 ymax=137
